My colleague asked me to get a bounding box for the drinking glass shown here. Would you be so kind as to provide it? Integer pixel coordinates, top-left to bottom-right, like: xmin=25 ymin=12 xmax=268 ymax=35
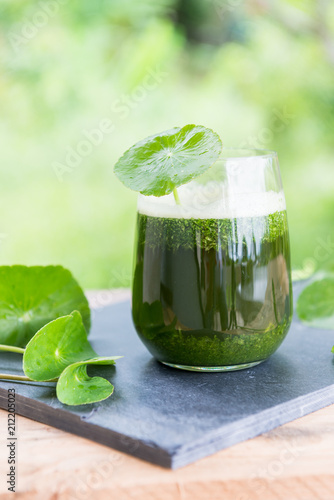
xmin=132 ymin=149 xmax=292 ymax=371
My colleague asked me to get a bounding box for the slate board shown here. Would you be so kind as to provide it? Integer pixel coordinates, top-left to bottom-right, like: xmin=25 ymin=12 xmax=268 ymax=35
xmin=0 ymin=283 xmax=334 ymax=469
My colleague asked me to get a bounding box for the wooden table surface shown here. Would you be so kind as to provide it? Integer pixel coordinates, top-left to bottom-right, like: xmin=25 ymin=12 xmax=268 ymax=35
xmin=0 ymin=290 xmax=333 ymax=500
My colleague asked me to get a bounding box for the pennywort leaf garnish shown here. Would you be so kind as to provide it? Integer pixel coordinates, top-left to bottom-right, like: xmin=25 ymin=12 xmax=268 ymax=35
xmin=57 ymin=356 xmax=121 ymax=406
xmin=0 ymin=265 xmax=91 ymax=347
xmin=114 ymin=124 xmax=222 ymax=197
xmin=23 ymin=311 xmax=97 ymax=381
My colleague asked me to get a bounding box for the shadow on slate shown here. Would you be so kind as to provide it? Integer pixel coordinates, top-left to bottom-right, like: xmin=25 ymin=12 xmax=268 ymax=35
xmin=0 ymin=282 xmax=334 ymax=469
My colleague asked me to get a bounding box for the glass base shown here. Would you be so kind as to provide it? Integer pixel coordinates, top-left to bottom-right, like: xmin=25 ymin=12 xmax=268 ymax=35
xmin=161 ymin=360 xmax=264 ymax=372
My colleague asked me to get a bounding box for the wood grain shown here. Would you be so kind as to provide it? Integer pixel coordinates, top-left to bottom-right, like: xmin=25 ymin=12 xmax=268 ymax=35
xmin=0 ymin=405 xmax=333 ymax=500
xmin=0 ymin=290 xmax=333 ymax=499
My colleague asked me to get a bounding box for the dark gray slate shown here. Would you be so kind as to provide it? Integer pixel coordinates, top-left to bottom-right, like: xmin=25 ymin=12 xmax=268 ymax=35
xmin=0 ymin=283 xmax=334 ymax=469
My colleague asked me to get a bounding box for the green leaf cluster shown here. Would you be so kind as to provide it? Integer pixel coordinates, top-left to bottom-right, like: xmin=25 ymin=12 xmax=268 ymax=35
xmin=1 ymin=311 xmax=121 ymax=405
xmin=25 ymin=311 xmax=121 ymax=405
xmin=0 ymin=266 xmax=122 ymax=405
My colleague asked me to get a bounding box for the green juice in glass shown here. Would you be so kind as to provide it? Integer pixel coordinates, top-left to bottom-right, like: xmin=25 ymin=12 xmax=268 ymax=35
xmin=132 ymin=184 xmax=292 ymax=371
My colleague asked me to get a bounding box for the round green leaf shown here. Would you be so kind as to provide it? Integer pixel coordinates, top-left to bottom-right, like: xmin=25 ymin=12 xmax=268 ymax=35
xmin=0 ymin=265 xmax=91 ymax=347
xmin=297 ymin=277 xmax=334 ymax=329
xmin=114 ymin=124 xmax=222 ymax=196
xmin=56 ymin=356 xmax=122 ymax=406
xmin=23 ymin=311 xmax=97 ymax=381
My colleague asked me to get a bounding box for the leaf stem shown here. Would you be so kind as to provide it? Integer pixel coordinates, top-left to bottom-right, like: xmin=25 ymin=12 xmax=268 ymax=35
xmin=0 ymin=373 xmax=58 ymax=383
xmin=173 ymin=187 xmax=181 ymax=205
xmin=0 ymin=373 xmax=32 ymax=381
xmin=0 ymin=345 xmax=25 ymax=354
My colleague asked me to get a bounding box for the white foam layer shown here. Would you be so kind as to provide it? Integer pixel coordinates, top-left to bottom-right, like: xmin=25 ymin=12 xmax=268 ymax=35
xmin=138 ymin=182 xmax=286 ymax=219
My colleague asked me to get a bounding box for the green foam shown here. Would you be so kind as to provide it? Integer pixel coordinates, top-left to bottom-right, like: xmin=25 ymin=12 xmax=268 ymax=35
xmin=137 ymin=210 xmax=289 ymax=252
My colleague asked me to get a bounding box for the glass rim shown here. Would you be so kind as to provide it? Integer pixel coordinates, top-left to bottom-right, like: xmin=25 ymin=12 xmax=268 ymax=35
xmin=218 ymin=148 xmax=278 ymax=160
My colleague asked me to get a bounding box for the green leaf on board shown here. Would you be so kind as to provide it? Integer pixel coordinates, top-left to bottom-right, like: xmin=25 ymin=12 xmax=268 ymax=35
xmin=23 ymin=311 xmax=96 ymax=381
xmin=114 ymin=124 xmax=222 ymax=197
xmin=56 ymin=356 xmax=122 ymax=406
xmin=0 ymin=265 xmax=91 ymax=347
xmin=297 ymin=277 xmax=334 ymax=329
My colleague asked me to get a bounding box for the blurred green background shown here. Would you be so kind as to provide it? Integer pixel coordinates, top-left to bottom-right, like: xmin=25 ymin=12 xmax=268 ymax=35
xmin=0 ymin=0 xmax=333 ymax=288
